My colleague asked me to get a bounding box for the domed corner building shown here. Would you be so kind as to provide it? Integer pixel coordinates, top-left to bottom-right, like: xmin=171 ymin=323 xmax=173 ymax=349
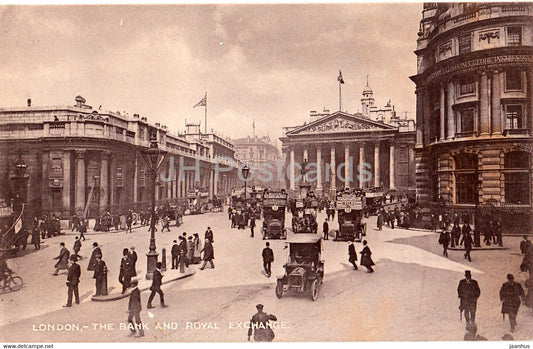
xmin=410 ymin=3 xmax=533 ymax=233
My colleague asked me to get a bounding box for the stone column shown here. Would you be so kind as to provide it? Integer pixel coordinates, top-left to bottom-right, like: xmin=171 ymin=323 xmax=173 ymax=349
xmin=289 ymin=148 xmax=296 ymax=191
xmin=303 ymin=147 xmax=308 ymax=162
xmin=75 ymin=150 xmax=86 ymax=214
xmin=62 ymin=151 xmax=71 ymax=217
xmin=330 ymin=145 xmax=336 ymax=194
xmin=344 ymin=144 xmax=350 ymax=188
xmin=374 ymin=142 xmax=380 ymax=187
xmin=523 ymin=70 xmax=533 ymax=132
xmin=316 ymin=145 xmax=322 ymax=193
xmin=213 ymin=169 xmax=218 ymax=197
xmin=479 ymin=72 xmax=490 ymax=135
xmin=133 ymin=153 xmax=138 ymax=204
xmin=440 ymin=85 xmax=446 ymax=141
xmin=447 ymin=80 xmax=455 ymax=140
xmin=99 ymin=151 xmax=110 ymax=212
xmin=359 ymin=144 xmax=365 ymax=188
xmin=390 ymin=144 xmax=395 ymax=189
xmin=491 ymin=71 xmax=502 ymax=135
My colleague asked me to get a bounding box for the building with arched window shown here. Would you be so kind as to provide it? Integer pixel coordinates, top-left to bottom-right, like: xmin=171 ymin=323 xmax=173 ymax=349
xmin=410 ymin=3 xmax=533 ymax=232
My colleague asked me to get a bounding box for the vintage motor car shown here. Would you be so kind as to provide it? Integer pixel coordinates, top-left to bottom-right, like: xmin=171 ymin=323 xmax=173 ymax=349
xmin=276 ymin=234 xmax=324 ymax=301
xmin=290 ymin=197 xmax=319 ymax=234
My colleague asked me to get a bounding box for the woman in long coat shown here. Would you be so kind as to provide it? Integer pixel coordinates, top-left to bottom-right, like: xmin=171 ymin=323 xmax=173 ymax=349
xmin=193 ymin=234 xmax=202 ymax=264
xmin=360 ymin=240 xmax=375 ymax=273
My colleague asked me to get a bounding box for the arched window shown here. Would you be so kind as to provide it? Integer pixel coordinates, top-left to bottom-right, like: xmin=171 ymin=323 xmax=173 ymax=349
xmin=504 ymin=151 xmax=530 ymax=204
xmin=455 ymin=153 xmax=478 ymax=204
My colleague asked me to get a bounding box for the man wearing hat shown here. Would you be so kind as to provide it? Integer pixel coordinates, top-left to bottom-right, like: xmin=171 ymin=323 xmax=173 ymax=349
xmin=171 ymin=240 xmax=179 ymax=269
xmin=457 ymin=270 xmax=481 ymax=325
xmin=262 ymin=242 xmax=274 ymax=277
xmin=147 ymin=262 xmax=166 ymax=309
xmin=128 ymin=279 xmax=144 ymax=337
xmin=87 ymin=242 xmax=102 ymax=271
xmin=247 ymin=304 xmax=277 ymax=342
xmin=499 ymin=273 xmax=525 ymax=332
xmin=129 ymin=246 xmax=137 ymax=277
xmin=64 ymin=255 xmax=81 ymax=307
xmin=54 ymin=242 xmax=70 ymax=276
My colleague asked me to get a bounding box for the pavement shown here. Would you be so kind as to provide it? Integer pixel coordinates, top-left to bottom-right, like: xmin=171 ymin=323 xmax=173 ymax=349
xmin=1 ymin=208 xmax=532 ymax=342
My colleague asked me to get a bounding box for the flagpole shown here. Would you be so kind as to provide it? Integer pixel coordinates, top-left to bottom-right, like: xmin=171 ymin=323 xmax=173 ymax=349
xmin=204 ymin=93 xmax=207 ymax=134
xmin=339 ymin=81 xmax=342 ymax=112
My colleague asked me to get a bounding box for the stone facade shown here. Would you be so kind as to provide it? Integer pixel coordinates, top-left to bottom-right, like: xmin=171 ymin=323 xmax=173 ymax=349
xmin=410 ymin=3 xmax=533 ymax=231
xmin=0 ymin=96 xmax=240 ymax=218
xmin=280 ymin=85 xmax=416 ymax=198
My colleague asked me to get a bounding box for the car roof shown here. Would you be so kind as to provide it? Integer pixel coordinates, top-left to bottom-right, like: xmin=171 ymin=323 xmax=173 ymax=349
xmin=287 ymin=234 xmax=322 ymax=244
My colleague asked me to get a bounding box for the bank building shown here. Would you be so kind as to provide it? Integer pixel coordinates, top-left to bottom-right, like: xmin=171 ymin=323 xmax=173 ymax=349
xmin=410 ymin=3 xmax=533 ymax=232
xmin=280 ymin=81 xmax=416 ymax=198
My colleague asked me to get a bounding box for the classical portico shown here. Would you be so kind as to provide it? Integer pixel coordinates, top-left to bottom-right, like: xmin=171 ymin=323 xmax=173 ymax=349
xmin=281 ymin=111 xmax=415 ymax=198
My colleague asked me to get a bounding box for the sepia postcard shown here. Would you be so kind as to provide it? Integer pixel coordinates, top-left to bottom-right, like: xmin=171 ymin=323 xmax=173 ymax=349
xmin=0 ymin=2 xmax=532 ymax=347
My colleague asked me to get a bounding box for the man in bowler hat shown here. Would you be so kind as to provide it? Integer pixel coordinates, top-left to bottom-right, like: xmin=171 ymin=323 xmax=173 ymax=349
xmin=457 ymin=270 xmax=481 ymax=324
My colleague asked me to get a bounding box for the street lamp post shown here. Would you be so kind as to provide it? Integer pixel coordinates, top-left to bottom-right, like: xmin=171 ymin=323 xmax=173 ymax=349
xmin=141 ymin=138 xmax=167 ymax=280
xmin=242 ymin=164 xmax=250 ymax=201
xmin=12 ymin=156 xmax=28 ymax=216
xmin=473 ymin=169 xmax=482 ymax=247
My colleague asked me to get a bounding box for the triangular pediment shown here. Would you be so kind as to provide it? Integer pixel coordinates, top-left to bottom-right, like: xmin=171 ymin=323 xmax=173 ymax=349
xmin=286 ymin=111 xmax=396 ymax=136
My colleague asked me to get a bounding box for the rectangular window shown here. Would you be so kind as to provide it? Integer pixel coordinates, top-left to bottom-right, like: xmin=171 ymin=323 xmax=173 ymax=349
xmin=505 ymin=173 xmax=530 ymax=204
xmin=116 ymin=167 xmax=124 ymax=187
xmin=139 ymin=169 xmax=146 ymax=187
xmin=505 ymin=71 xmax=523 ymax=91
xmin=458 ymin=79 xmax=475 ymax=96
xmin=456 ymin=173 xmax=477 ymax=204
xmin=507 ymin=26 xmax=522 ymax=46
xmin=460 ymin=109 xmax=474 ymax=133
xmin=51 ymin=158 xmax=63 ymax=178
xmin=506 ymin=105 xmax=523 ymax=129
xmin=459 ymin=34 xmax=472 ymax=54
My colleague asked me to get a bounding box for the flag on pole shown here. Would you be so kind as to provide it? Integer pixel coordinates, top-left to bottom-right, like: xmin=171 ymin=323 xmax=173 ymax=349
xmin=193 ymin=94 xmax=207 ymax=108
xmin=337 ymin=70 xmax=345 ymax=84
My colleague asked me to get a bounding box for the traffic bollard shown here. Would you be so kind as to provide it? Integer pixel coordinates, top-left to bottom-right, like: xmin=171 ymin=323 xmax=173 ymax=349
xmin=161 ymin=248 xmax=167 ymax=272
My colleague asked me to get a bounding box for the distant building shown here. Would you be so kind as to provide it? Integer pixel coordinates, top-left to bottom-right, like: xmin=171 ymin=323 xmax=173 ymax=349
xmin=280 ymin=83 xmax=415 ymax=198
xmin=410 ymin=3 xmax=533 ymax=232
xmin=233 ymin=135 xmax=281 ymax=190
xmin=0 ymin=96 xmax=239 ymax=219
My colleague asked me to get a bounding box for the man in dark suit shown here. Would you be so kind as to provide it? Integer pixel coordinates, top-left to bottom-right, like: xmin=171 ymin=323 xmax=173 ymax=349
xmin=250 ymin=217 xmax=255 ymax=238
xmin=457 ymin=270 xmax=480 ymax=324
xmin=87 ymin=242 xmax=102 ymax=271
xmin=128 ymin=279 xmax=144 ymax=337
xmin=129 ymin=246 xmax=137 ymax=277
xmin=64 ymin=255 xmax=81 ymax=307
xmin=147 ymin=262 xmax=166 ymax=308
xmin=73 ymin=237 xmax=82 ymax=260
xmin=262 ymin=242 xmax=274 ymax=277
xmin=348 ymin=241 xmax=358 ymax=270
xmin=247 ymin=304 xmax=277 ymax=342
xmin=323 ymin=220 xmax=329 ymax=240
xmin=119 ymin=248 xmax=132 ymax=294
xmin=500 ymin=273 xmax=525 ymax=332
xmin=171 ymin=240 xmax=179 ymax=269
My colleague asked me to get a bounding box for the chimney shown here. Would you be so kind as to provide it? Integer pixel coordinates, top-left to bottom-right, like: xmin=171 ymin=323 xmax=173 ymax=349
xmin=27 ymin=99 xmax=31 ymax=107
xmin=141 ymin=117 xmax=147 ymax=122
xmin=133 ymin=114 xmax=140 ymax=119
xmin=155 ymin=122 xmax=160 ymax=128
xmin=162 ymin=125 xmax=167 ymax=130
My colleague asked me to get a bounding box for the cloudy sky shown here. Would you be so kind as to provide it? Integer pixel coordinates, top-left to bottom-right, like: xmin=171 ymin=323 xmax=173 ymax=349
xmin=0 ymin=4 xmax=421 ymax=142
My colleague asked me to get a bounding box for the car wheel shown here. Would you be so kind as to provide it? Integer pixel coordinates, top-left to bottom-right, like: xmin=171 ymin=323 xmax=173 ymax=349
xmin=311 ymin=279 xmax=319 ymax=301
xmin=275 ymin=280 xmax=284 ymax=298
